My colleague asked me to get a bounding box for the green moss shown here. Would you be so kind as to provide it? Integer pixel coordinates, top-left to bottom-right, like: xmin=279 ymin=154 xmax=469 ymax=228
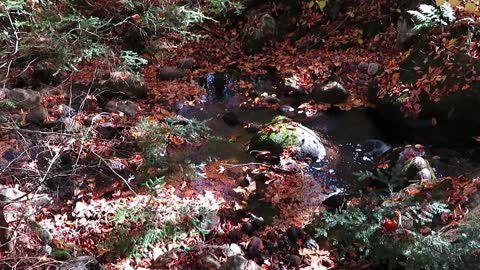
xmin=250 ymin=116 xmax=299 ymax=154
xmin=52 ymin=249 xmax=71 ymax=260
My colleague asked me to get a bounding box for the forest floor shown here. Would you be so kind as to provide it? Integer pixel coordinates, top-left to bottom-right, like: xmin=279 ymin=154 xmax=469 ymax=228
xmin=0 ymin=1 xmax=480 ymax=270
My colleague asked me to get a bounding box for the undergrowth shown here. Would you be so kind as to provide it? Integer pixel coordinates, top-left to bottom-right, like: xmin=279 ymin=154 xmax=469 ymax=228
xmin=134 ymin=117 xmax=211 ymax=169
xmin=0 ymin=0 xmax=243 ymax=82
xmin=101 ymin=199 xmax=216 ymax=259
xmin=312 ymin=177 xmax=480 ymax=269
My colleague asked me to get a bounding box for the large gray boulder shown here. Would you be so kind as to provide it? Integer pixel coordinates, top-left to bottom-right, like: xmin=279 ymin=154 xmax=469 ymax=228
xmin=249 ymin=116 xmax=326 ymax=161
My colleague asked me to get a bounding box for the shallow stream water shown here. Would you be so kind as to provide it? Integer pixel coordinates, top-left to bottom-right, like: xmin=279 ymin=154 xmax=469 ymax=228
xmin=174 ymin=70 xmax=480 ymax=223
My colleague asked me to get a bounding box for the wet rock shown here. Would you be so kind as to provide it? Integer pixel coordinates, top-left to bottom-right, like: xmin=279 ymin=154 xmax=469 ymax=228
xmin=247 ymin=237 xmax=264 ymax=259
xmin=279 ymin=79 xmax=308 ymax=97
xmin=105 ymin=100 xmax=139 ymax=117
xmin=158 ymin=66 xmax=186 ymax=80
xmin=311 ymin=81 xmax=349 ymax=104
xmin=26 ymin=106 xmax=48 ymax=125
xmin=367 ymin=62 xmax=382 ymax=76
xmin=322 ymin=193 xmax=350 ymax=209
xmin=59 ymin=256 xmax=106 ymax=270
xmin=219 ymin=255 xmax=262 ymax=270
xmin=243 ymin=14 xmax=277 ymax=54
xmin=173 ymin=98 xmax=186 ymax=113
xmin=286 ymin=226 xmax=304 ymax=242
xmin=285 ymin=254 xmax=302 ymax=266
xmin=278 ymin=235 xmax=291 ymax=249
xmin=358 ymin=61 xmax=369 ymax=71
xmin=264 ymin=95 xmax=280 ymax=104
xmin=279 ymin=105 xmax=295 ymax=117
xmin=6 ymin=88 xmax=42 ymax=108
xmin=176 ymin=58 xmax=194 ymax=69
xmin=223 ymin=112 xmax=241 ymax=126
xmin=249 ymin=116 xmax=326 ymax=161
xmin=375 ymin=146 xmax=435 ymax=189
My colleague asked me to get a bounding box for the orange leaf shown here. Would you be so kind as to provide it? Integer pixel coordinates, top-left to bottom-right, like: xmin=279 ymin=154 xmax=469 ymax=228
xmin=170 ymin=136 xmax=184 ymax=145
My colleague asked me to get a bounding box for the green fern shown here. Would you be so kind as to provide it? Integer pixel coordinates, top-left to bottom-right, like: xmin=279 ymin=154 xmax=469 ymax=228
xmin=0 ymin=99 xmax=18 ymax=110
xmin=407 ymin=4 xmax=456 ymax=32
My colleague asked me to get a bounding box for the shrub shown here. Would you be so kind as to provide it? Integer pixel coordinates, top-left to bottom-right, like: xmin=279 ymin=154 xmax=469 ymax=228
xmin=312 ymin=177 xmax=480 ymax=269
xmin=101 ymin=197 xmax=217 ymax=259
xmin=134 ymin=117 xmax=210 ymax=169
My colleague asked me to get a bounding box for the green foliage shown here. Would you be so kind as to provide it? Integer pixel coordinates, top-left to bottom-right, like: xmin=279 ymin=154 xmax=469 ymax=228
xmin=120 ymin=50 xmax=148 ymax=73
xmin=102 ymin=200 xmax=216 ymax=259
xmin=142 ymin=176 xmax=166 ymax=192
xmin=308 ymin=0 xmax=328 ymax=11
xmin=313 ymin=178 xmax=479 ymax=269
xmin=407 ymin=4 xmax=456 ymax=31
xmin=0 ymin=99 xmax=18 ymax=110
xmin=207 ymin=0 xmax=244 ymax=15
xmin=1 ymin=0 xmax=242 ymax=80
xmin=135 ymin=117 xmax=210 ymax=168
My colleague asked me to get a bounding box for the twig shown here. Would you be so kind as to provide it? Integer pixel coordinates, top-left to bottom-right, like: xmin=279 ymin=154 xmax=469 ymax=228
xmin=5 ymin=128 xmax=76 ymax=137
xmin=92 ymin=151 xmax=137 ymax=195
xmin=220 ymin=162 xmax=270 ymax=168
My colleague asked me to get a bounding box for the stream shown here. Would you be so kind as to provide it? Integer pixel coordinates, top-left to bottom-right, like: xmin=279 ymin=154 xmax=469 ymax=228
xmin=172 ymin=70 xmax=480 ymax=225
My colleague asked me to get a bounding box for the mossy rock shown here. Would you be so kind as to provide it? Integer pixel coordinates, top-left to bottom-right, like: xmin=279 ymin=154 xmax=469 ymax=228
xmin=52 ymin=249 xmax=71 ymax=261
xmin=249 ymin=116 xmax=326 ymax=161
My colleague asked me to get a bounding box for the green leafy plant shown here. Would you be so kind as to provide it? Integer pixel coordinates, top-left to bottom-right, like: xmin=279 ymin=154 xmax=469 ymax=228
xmin=308 ymin=0 xmax=328 ymax=11
xmin=0 ymin=99 xmax=18 ymax=110
xmin=119 ymin=50 xmax=148 ymax=73
xmin=142 ymin=176 xmax=166 ymax=192
xmin=207 ymin=0 xmax=244 ymax=15
xmin=407 ymin=4 xmax=456 ymax=31
xmin=135 ymin=117 xmax=210 ymax=168
xmin=312 ymin=178 xmax=479 ymax=269
xmin=102 ymin=199 xmax=217 ymax=259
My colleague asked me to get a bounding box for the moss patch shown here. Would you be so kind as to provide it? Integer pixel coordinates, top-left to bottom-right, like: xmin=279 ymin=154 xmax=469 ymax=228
xmin=249 ymin=116 xmax=299 ymax=154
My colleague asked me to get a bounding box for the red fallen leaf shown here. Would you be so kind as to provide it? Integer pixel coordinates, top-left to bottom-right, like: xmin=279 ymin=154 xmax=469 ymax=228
xmin=170 ymin=135 xmax=184 ymax=145
xmin=381 ymin=218 xmax=398 ymax=232
xmin=132 ymin=14 xmax=141 ymax=23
